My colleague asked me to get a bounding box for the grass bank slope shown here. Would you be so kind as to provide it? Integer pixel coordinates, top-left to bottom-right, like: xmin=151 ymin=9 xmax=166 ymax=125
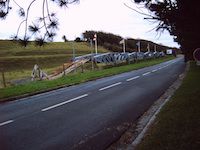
xmin=0 ymin=56 xmax=174 ymax=101
xmin=0 ymin=40 xmax=109 ymax=85
xmin=0 ymin=40 xmax=108 ymax=71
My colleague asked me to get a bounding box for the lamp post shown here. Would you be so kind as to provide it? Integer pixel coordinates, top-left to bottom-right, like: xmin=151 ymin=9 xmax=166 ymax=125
xmin=119 ymin=39 xmax=126 ymax=53
xmin=94 ymin=34 xmax=98 ymax=54
xmin=136 ymin=40 xmax=141 ymax=52
xmin=154 ymin=44 xmax=157 ymax=52
xmin=147 ymin=43 xmax=150 ymax=52
xmin=90 ymin=39 xmax=94 ymax=70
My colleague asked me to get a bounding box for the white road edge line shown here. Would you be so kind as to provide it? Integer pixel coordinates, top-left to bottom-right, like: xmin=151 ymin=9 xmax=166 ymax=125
xmin=0 ymin=120 xmax=14 ymax=127
xmin=126 ymin=76 xmax=140 ymax=82
xmin=99 ymin=82 xmax=122 ymax=91
xmin=41 ymin=94 xmax=88 ymax=112
xmin=142 ymin=72 xmax=151 ymax=76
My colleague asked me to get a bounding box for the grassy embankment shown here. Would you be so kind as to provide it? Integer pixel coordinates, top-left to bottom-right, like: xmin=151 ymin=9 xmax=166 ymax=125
xmin=136 ymin=62 xmax=200 ymax=150
xmin=0 ymin=40 xmax=108 ymax=86
xmin=0 ymin=56 xmax=174 ymax=101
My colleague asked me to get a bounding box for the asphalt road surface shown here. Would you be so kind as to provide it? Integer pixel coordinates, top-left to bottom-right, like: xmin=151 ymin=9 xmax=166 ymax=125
xmin=0 ymin=57 xmax=185 ymax=150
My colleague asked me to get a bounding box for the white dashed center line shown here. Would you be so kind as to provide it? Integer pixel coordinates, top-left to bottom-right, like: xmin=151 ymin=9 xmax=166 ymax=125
xmin=152 ymin=69 xmax=158 ymax=72
xmin=99 ymin=82 xmax=122 ymax=91
xmin=158 ymin=67 xmax=163 ymax=70
xmin=126 ymin=76 xmax=140 ymax=82
xmin=0 ymin=120 xmax=14 ymax=127
xmin=42 ymin=94 xmax=88 ymax=112
xmin=142 ymin=72 xmax=151 ymax=76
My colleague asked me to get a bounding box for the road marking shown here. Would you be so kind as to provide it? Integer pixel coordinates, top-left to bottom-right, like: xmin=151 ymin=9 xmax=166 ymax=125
xmin=126 ymin=76 xmax=140 ymax=82
xmin=151 ymin=69 xmax=158 ymax=72
xmin=42 ymin=94 xmax=88 ymax=112
xmin=99 ymin=82 xmax=122 ymax=91
xmin=158 ymin=67 xmax=163 ymax=70
xmin=142 ymin=72 xmax=151 ymax=76
xmin=0 ymin=120 xmax=14 ymax=127
xmin=162 ymin=65 xmax=168 ymax=68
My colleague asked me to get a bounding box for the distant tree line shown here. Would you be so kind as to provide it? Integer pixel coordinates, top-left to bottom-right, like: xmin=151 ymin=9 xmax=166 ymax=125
xmin=82 ymin=30 xmax=172 ymax=53
xmin=132 ymin=0 xmax=200 ymax=61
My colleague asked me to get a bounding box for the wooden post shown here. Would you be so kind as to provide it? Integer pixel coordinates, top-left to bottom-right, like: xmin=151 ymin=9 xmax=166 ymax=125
xmin=1 ymin=69 xmax=6 ymax=88
xmin=127 ymin=55 xmax=130 ymax=65
xmin=91 ymin=57 xmax=94 ymax=71
xmin=63 ymin=64 xmax=65 ymax=76
xmin=81 ymin=62 xmax=84 ymax=73
xmin=38 ymin=68 xmax=42 ymax=80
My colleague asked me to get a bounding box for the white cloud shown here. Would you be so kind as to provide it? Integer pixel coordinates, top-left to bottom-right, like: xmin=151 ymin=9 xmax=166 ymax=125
xmin=0 ymin=0 xmax=179 ymax=47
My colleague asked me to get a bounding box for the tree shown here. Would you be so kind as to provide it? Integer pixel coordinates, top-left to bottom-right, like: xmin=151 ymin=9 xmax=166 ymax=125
xmin=131 ymin=0 xmax=200 ymax=61
xmin=82 ymin=30 xmax=170 ymax=52
xmin=0 ymin=0 xmax=79 ymax=46
xmin=62 ymin=35 xmax=68 ymax=42
xmin=74 ymin=37 xmax=81 ymax=42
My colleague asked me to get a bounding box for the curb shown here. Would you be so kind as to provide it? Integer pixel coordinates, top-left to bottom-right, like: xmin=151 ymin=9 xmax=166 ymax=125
xmin=127 ymin=61 xmax=190 ymax=150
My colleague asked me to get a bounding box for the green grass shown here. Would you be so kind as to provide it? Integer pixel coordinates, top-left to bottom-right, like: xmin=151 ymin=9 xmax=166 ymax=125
xmin=136 ymin=62 xmax=200 ymax=150
xmin=0 ymin=40 xmax=109 ymax=86
xmin=0 ymin=40 xmax=108 ymax=71
xmin=0 ymin=56 xmax=174 ymax=101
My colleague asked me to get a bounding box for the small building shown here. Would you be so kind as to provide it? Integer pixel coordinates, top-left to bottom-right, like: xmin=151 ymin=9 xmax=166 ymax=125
xmin=166 ymin=49 xmax=173 ymax=55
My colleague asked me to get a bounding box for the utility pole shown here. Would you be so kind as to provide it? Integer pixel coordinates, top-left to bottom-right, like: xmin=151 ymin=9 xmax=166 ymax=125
xmin=120 ymin=39 xmax=126 ymax=53
xmin=90 ymin=39 xmax=94 ymax=70
xmin=147 ymin=43 xmax=150 ymax=52
xmin=94 ymin=34 xmax=98 ymax=54
xmin=71 ymin=41 xmax=75 ymax=60
xmin=154 ymin=44 xmax=157 ymax=52
xmin=71 ymin=40 xmax=76 ymax=73
xmin=136 ymin=41 xmax=141 ymax=52
xmin=123 ymin=40 xmax=126 ymax=53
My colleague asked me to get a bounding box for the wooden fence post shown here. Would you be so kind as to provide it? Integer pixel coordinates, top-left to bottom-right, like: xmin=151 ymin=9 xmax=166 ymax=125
xmin=63 ymin=64 xmax=65 ymax=76
xmin=81 ymin=62 xmax=84 ymax=73
xmin=1 ymin=69 xmax=6 ymax=88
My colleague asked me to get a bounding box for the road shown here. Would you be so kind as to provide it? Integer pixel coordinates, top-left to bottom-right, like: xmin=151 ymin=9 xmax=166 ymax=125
xmin=0 ymin=57 xmax=185 ymax=150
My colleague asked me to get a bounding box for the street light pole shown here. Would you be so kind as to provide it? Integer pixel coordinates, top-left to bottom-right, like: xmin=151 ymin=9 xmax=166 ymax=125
xmin=154 ymin=44 xmax=157 ymax=52
xmin=94 ymin=34 xmax=98 ymax=54
xmin=147 ymin=43 xmax=150 ymax=52
xmin=90 ymin=39 xmax=94 ymax=70
xmin=72 ymin=43 xmax=75 ymax=60
xmin=123 ymin=39 xmax=126 ymax=53
xmin=137 ymin=41 xmax=141 ymax=52
xmin=119 ymin=39 xmax=126 ymax=53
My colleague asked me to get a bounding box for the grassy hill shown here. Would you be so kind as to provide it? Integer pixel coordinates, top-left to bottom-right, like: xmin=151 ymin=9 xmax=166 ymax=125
xmin=0 ymin=40 xmax=109 ymax=87
xmin=0 ymin=38 xmax=176 ymax=88
xmin=0 ymin=40 xmax=108 ymax=72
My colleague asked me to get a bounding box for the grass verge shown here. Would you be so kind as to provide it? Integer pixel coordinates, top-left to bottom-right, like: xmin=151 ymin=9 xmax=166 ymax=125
xmin=136 ymin=61 xmax=200 ymax=150
xmin=0 ymin=56 xmax=174 ymax=101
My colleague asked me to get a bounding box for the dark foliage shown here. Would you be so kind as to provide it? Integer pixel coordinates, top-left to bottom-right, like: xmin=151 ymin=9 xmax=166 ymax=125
xmin=35 ymin=37 xmax=46 ymax=47
xmin=18 ymin=37 xmax=30 ymax=47
xmin=133 ymin=0 xmax=200 ymax=60
xmin=0 ymin=0 xmax=79 ymax=47
xmin=28 ymin=24 xmax=40 ymax=34
xmin=74 ymin=37 xmax=82 ymax=42
xmin=83 ymin=30 xmax=171 ymax=52
xmin=62 ymin=35 xmax=68 ymax=42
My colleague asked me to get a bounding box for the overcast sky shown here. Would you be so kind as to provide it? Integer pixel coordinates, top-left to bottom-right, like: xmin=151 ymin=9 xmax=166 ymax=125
xmin=0 ymin=0 xmax=179 ymax=47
